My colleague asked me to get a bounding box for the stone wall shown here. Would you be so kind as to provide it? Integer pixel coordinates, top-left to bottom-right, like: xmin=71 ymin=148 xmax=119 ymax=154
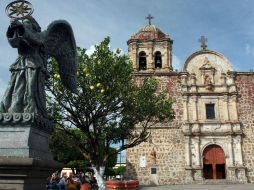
xmin=126 ymin=72 xmax=254 ymax=185
xmin=236 ymin=73 xmax=254 ymax=183
xmin=126 ymin=73 xmax=186 ymax=185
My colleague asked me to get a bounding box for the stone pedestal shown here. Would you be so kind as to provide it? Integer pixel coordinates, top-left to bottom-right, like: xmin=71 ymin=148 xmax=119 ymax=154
xmin=185 ymin=167 xmax=194 ymax=184
xmin=0 ymin=157 xmax=62 ymax=190
xmin=228 ymin=166 xmax=247 ymax=183
xmin=193 ymin=168 xmax=203 ymax=183
xmin=0 ymin=113 xmax=63 ymax=190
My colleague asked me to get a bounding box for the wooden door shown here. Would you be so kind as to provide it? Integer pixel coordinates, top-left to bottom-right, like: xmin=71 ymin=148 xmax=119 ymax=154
xmin=203 ymin=145 xmax=226 ymax=179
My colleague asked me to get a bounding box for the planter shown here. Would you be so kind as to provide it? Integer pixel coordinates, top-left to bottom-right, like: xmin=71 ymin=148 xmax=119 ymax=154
xmin=106 ymin=180 xmax=139 ymax=190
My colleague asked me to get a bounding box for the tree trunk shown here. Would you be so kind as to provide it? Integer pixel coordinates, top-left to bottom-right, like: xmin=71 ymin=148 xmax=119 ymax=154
xmin=92 ymin=166 xmax=106 ymax=190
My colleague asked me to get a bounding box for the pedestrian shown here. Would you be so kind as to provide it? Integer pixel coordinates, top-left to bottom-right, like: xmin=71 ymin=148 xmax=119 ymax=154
xmin=67 ymin=176 xmax=79 ymax=190
xmin=58 ymin=175 xmax=68 ymax=190
xmin=80 ymin=178 xmax=91 ymax=190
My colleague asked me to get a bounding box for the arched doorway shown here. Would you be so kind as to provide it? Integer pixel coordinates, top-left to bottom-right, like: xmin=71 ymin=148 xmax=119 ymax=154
xmin=203 ymin=144 xmax=226 ymax=179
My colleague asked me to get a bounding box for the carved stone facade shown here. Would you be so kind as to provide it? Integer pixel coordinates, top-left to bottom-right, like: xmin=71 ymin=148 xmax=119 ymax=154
xmin=125 ymin=24 xmax=254 ymax=185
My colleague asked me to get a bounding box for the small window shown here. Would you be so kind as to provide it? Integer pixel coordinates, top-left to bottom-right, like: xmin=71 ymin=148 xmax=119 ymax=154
xmin=154 ymin=51 xmax=162 ymax=69
xmin=206 ymin=104 xmax=215 ymax=119
xmin=139 ymin=51 xmax=147 ymax=70
xmin=151 ymin=167 xmax=157 ymax=174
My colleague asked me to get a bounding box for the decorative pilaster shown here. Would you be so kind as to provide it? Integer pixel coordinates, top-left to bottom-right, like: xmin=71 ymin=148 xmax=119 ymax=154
xmin=227 ymin=136 xmax=234 ymax=167
xmin=183 ymin=96 xmax=189 ymax=121
xmin=234 ymin=135 xmax=243 ymax=165
xmin=192 ymin=96 xmax=198 ymax=122
xmin=147 ymin=43 xmax=153 ymax=71
xmin=231 ymin=95 xmax=238 ymax=121
xmin=185 ymin=136 xmax=191 ymax=167
xmin=223 ymin=95 xmax=229 ymax=121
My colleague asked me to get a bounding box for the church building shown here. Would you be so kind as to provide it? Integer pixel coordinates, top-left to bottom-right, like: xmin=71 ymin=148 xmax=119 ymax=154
xmin=125 ymin=17 xmax=254 ymax=185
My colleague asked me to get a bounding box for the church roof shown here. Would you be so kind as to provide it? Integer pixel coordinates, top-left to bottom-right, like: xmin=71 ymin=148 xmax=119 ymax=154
xmin=127 ymin=24 xmax=172 ymax=44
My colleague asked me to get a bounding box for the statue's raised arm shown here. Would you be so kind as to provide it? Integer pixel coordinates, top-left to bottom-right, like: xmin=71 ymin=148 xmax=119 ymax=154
xmin=0 ymin=17 xmax=77 ymax=119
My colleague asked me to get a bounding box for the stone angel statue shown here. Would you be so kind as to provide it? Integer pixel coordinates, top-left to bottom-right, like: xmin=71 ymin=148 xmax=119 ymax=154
xmin=0 ymin=16 xmax=77 ymax=119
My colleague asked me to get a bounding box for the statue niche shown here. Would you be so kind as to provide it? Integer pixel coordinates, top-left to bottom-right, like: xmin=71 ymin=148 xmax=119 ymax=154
xmin=199 ymin=58 xmax=215 ymax=90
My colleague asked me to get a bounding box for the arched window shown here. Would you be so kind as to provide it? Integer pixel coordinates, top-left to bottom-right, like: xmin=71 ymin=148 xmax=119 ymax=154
xmin=138 ymin=51 xmax=147 ymax=70
xmin=154 ymin=51 xmax=162 ymax=69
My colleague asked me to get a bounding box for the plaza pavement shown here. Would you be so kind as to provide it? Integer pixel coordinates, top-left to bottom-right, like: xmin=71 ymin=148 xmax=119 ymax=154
xmin=140 ymin=184 xmax=254 ymax=190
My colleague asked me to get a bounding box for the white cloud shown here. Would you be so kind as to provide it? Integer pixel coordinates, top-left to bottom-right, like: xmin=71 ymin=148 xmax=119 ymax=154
xmin=86 ymin=45 xmax=96 ymax=56
xmin=86 ymin=45 xmax=125 ymax=56
xmin=172 ymin=54 xmax=182 ymax=71
xmin=245 ymin=43 xmax=254 ymax=56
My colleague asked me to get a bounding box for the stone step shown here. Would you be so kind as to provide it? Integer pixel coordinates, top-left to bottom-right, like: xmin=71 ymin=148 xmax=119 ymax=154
xmin=203 ymin=179 xmax=238 ymax=184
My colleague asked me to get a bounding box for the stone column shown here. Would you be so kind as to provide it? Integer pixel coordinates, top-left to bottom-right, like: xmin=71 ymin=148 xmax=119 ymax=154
xmin=195 ymin=137 xmax=201 ymax=167
xmin=227 ymin=136 xmax=234 ymax=167
xmin=185 ymin=136 xmax=191 ymax=167
xmin=192 ymin=96 xmax=198 ymax=122
xmin=169 ymin=43 xmax=173 ymax=71
xmin=185 ymin=136 xmax=194 ymax=183
xmin=133 ymin=43 xmax=138 ymax=70
xmin=183 ymin=96 xmax=189 ymax=121
xmin=162 ymin=43 xmax=169 ymax=71
xmin=190 ymin=74 xmax=197 ymax=93
xmin=234 ymin=135 xmax=247 ymax=182
xmin=235 ymin=135 xmax=243 ymax=165
xmin=128 ymin=43 xmax=138 ymax=70
xmin=147 ymin=43 xmax=154 ymax=71
xmin=223 ymin=95 xmax=229 ymax=121
xmin=231 ymin=95 xmax=238 ymax=121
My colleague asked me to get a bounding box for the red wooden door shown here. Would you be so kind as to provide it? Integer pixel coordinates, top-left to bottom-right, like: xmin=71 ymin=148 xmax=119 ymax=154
xmin=203 ymin=145 xmax=226 ymax=179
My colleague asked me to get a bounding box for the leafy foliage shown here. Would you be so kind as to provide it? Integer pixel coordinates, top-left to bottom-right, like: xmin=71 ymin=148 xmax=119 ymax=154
xmin=114 ymin=166 xmax=126 ymax=175
xmin=46 ymin=37 xmax=174 ymax=171
xmin=49 ymin=127 xmax=117 ymax=173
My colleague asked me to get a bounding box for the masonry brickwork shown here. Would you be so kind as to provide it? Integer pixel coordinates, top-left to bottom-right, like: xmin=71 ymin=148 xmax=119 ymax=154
xmin=236 ymin=74 xmax=254 ymax=182
xmin=126 ymin=74 xmax=187 ymax=185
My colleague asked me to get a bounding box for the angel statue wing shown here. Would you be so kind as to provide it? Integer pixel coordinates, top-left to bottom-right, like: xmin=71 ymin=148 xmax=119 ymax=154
xmin=44 ymin=20 xmax=78 ymax=93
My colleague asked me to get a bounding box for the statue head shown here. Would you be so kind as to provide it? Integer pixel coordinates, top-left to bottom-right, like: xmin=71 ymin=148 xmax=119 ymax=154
xmin=23 ymin=16 xmax=41 ymax=32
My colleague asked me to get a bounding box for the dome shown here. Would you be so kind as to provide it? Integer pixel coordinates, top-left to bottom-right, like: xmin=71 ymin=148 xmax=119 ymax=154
xmin=127 ymin=25 xmax=172 ymax=44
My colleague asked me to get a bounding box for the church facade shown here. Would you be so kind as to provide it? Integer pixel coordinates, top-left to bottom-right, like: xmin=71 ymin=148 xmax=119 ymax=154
xmin=125 ymin=23 xmax=254 ymax=185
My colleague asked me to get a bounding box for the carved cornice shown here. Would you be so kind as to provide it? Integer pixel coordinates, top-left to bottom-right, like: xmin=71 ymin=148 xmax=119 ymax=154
xmin=182 ymin=122 xmax=243 ymax=136
xmin=132 ymin=71 xmax=180 ymax=76
xmin=0 ymin=113 xmax=54 ymax=133
xmin=182 ymin=91 xmax=238 ymax=96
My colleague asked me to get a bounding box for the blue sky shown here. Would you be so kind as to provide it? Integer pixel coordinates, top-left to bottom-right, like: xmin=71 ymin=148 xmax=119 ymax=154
xmin=0 ymin=0 xmax=254 ymax=98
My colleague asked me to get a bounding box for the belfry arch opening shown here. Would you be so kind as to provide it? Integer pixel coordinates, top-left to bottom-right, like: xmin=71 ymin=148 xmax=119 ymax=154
xmin=154 ymin=51 xmax=162 ymax=69
xmin=138 ymin=51 xmax=147 ymax=70
xmin=203 ymin=144 xmax=226 ymax=179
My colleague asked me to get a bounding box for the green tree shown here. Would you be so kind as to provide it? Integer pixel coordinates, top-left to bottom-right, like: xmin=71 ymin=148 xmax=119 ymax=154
xmin=49 ymin=128 xmax=89 ymax=174
xmin=47 ymin=37 xmax=174 ymax=190
xmin=49 ymin=127 xmax=117 ymax=175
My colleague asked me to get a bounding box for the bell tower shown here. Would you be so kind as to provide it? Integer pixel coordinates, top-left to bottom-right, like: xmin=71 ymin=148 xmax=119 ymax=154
xmin=127 ymin=15 xmax=173 ymax=72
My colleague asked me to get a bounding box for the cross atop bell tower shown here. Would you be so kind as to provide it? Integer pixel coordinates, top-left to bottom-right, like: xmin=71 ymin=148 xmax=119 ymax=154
xmin=199 ymin=36 xmax=208 ymax=50
xmin=146 ymin=14 xmax=154 ymax=25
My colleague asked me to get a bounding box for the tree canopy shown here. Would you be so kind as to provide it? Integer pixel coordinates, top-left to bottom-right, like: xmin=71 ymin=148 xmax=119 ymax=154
xmin=46 ymin=37 xmax=174 ymax=189
xmin=49 ymin=127 xmax=117 ymax=174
